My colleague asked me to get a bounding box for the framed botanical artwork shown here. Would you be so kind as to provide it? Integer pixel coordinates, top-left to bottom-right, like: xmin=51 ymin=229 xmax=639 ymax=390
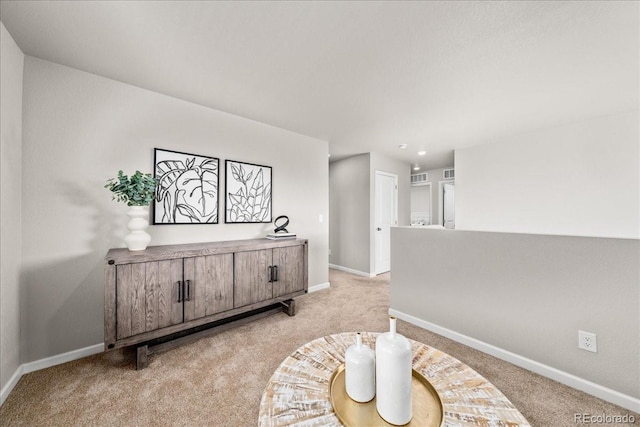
xmin=225 ymin=160 xmax=272 ymax=223
xmin=153 ymin=148 xmax=219 ymax=224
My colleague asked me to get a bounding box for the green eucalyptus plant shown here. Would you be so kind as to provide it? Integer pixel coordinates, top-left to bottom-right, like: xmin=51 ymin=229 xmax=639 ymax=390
xmin=105 ymin=170 xmax=158 ymax=206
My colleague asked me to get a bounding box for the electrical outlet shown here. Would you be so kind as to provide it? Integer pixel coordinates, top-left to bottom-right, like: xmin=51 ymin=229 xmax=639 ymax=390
xmin=578 ymin=331 xmax=598 ymax=353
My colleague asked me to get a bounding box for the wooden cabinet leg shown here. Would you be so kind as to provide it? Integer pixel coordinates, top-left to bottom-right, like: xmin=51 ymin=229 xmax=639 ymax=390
xmin=136 ymin=345 xmax=149 ymax=370
xmin=281 ymin=299 xmax=297 ymax=317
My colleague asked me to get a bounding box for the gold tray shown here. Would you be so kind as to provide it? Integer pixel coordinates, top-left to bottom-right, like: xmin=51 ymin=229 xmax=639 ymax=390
xmin=329 ymin=364 xmax=443 ymax=426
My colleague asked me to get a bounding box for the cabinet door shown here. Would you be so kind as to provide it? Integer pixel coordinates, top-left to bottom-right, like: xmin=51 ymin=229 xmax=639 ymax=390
xmin=234 ymin=249 xmax=272 ymax=308
xmin=183 ymin=254 xmax=234 ymax=322
xmin=272 ymin=245 xmax=305 ymax=298
xmin=116 ymin=259 xmax=183 ymax=340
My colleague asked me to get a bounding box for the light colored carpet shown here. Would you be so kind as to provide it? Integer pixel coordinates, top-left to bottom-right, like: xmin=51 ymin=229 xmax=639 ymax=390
xmin=1 ymin=269 xmax=637 ymax=426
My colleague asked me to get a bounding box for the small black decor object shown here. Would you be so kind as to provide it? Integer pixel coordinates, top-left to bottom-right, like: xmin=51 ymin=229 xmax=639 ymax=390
xmin=273 ymin=215 xmax=289 ymax=233
xmin=266 ymin=215 xmax=296 ymax=240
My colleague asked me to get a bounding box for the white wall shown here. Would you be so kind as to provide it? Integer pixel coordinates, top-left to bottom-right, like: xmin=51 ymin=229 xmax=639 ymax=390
xmin=391 ymin=227 xmax=640 ymax=409
xmin=21 ymin=56 xmax=329 ymax=363
xmin=455 ymin=111 xmax=639 ymax=239
xmin=0 ymin=22 xmax=24 ymax=393
xmin=390 ymin=110 xmax=640 ymax=410
xmin=329 ymin=154 xmax=370 ymax=274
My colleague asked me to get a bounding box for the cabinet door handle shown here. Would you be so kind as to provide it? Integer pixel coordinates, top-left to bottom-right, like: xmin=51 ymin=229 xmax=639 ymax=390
xmin=185 ymin=280 xmax=191 ymax=301
xmin=274 ymin=265 xmax=279 ymax=282
xmin=268 ymin=266 xmax=273 ymax=283
xmin=177 ymin=281 xmax=183 ymax=302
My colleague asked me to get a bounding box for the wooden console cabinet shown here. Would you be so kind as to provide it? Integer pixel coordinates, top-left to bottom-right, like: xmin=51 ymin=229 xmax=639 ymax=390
xmin=105 ymin=238 xmax=308 ymax=365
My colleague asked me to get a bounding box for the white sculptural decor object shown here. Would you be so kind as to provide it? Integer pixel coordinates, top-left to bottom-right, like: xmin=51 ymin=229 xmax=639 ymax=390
xmin=105 ymin=170 xmax=157 ymax=251
xmin=124 ymin=206 xmax=151 ymax=251
xmin=376 ymin=316 xmax=413 ymax=425
xmin=345 ymin=332 xmax=376 ymax=402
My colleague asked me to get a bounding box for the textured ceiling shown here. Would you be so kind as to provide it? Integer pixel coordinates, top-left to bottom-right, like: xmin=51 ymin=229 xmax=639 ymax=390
xmin=1 ymin=1 xmax=638 ymax=170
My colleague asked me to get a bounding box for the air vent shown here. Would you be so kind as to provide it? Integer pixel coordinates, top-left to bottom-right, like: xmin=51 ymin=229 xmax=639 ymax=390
xmin=443 ymin=168 xmax=455 ymax=179
xmin=410 ymin=172 xmax=428 ymax=185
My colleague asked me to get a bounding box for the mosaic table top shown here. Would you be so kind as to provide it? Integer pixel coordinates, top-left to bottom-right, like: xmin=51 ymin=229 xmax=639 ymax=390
xmin=259 ymin=332 xmax=530 ymax=426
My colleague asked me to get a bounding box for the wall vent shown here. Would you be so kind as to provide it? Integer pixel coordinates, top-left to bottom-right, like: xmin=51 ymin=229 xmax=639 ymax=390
xmin=410 ymin=172 xmax=429 ymax=185
xmin=443 ymin=168 xmax=455 ymax=179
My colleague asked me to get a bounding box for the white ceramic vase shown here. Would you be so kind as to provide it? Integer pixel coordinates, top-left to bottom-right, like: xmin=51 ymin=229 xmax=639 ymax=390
xmin=124 ymin=206 xmax=151 ymax=251
xmin=345 ymin=332 xmax=376 ymax=403
xmin=376 ymin=316 xmax=412 ymax=425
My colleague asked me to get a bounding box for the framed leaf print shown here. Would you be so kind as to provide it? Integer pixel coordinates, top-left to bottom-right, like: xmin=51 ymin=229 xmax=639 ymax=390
xmin=225 ymin=160 xmax=272 ymax=223
xmin=153 ymin=148 xmax=219 ymax=224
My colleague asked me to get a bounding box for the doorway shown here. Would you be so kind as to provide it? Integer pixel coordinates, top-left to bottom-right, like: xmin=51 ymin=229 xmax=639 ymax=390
xmin=374 ymin=171 xmax=398 ymax=275
xmin=410 ymin=183 xmax=431 ymax=225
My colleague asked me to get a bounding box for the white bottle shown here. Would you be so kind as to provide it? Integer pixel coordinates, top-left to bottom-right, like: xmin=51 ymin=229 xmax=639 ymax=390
xmin=376 ymin=316 xmax=412 ymax=425
xmin=345 ymin=332 xmax=376 ymax=402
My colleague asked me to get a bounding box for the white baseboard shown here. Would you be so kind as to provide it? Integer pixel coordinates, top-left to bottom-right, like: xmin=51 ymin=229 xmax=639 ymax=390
xmin=1 ymin=364 xmax=24 ymax=406
xmin=389 ymin=309 xmax=640 ymax=413
xmin=308 ymin=282 xmax=330 ymax=293
xmin=22 ymin=343 xmax=104 ymax=374
xmin=329 ymin=264 xmax=375 ymax=277
xmin=1 ymin=343 xmax=103 ymax=406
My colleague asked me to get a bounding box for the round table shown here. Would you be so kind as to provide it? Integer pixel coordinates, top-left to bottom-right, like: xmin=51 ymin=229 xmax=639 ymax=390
xmin=259 ymin=332 xmax=530 ymax=426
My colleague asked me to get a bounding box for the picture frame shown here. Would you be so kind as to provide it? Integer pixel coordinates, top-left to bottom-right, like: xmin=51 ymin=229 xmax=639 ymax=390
xmin=225 ymin=160 xmax=272 ymax=223
xmin=153 ymin=148 xmax=219 ymax=224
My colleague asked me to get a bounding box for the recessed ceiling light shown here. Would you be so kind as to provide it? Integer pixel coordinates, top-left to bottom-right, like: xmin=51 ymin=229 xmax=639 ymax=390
xmin=398 ymin=144 xmax=407 ymax=149
xmin=417 ymin=150 xmax=426 ymax=156
xmin=413 ymin=165 xmax=420 ymax=171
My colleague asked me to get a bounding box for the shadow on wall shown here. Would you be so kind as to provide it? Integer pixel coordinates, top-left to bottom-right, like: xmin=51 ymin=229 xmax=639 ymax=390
xmin=59 ymin=177 xmax=124 ymax=248
xmin=21 ymin=180 xmax=116 ymax=361
xmin=23 ymin=254 xmax=104 ymax=360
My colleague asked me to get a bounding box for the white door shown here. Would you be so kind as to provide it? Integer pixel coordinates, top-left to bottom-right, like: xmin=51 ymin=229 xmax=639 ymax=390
xmin=375 ymin=171 xmax=398 ymax=274
xmin=443 ymin=182 xmax=455 ymax=228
